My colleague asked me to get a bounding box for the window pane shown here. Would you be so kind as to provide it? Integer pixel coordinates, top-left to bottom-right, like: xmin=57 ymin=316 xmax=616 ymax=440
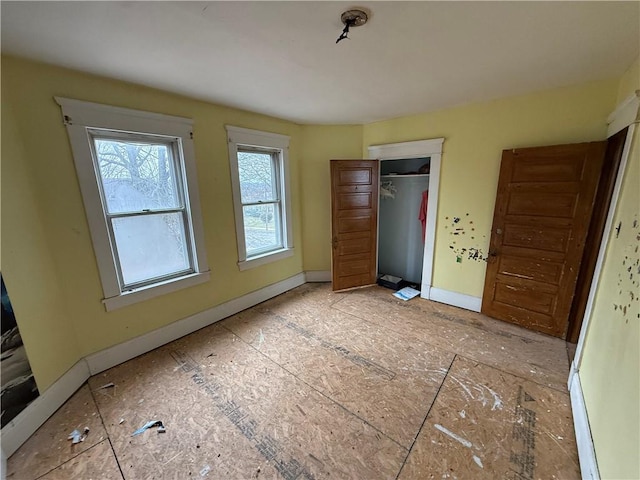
xmin=237 ymin=151 xmax=277 ymax=203
xmin=112 ymin=213 xmax=190 ymax=286
xmin=95 ymin=138 xmax=181 ymax=213
xmin=243 ymin=203 xmax=281 ymax=255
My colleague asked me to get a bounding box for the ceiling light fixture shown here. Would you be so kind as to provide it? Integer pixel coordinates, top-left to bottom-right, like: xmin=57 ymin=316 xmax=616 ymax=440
xmin=336 ymin=9 xmax=369 ymax=44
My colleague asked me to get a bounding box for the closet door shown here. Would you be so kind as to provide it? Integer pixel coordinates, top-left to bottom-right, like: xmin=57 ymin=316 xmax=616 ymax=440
xmin=330 ymin=160 xmax=379 ymax=291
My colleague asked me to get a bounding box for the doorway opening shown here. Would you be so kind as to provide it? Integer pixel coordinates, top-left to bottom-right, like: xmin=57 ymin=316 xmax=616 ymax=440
xmin=368 ymin=138 xmax=444 ymax=298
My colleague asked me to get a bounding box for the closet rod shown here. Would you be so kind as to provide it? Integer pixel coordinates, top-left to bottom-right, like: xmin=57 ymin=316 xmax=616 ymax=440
xmin=380 ymin=174 xmax=429 ymax=178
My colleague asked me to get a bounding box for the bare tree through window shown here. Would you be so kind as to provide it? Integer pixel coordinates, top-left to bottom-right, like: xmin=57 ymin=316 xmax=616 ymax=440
xmin=94 ymin=138 xmax=190 ymax=286
xmin=237 ymin=150 xmax=282 ymax=254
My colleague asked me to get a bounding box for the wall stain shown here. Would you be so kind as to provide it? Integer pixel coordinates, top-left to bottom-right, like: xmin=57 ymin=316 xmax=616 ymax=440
xmin=445 ymin=213 xmax=487 ymax=262
xmin=612 ymin=213 xmax=639 ymax=323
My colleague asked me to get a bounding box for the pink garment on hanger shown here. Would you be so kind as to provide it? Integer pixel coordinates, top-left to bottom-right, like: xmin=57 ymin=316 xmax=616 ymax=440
xmin=419 ymin=190 xmax=429 ymax=243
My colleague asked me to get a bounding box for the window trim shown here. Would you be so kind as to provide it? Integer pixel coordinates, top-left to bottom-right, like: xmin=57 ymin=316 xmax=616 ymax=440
xmin=56 ymin=97 xmax=210 ymax=311
xmin=237 ymin=146 xmax=283 ymax=257
xmin=226 ymin=126 xmax=293 ymax=271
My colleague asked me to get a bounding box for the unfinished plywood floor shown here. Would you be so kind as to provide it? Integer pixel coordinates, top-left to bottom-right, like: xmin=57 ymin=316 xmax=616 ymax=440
xmin=7 ymin=284 xmax=580 ymax=479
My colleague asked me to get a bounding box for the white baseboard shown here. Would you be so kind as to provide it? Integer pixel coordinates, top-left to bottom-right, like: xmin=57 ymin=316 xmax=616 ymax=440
xmin=569 ymin=370 xmax=600 ymax=480
xmin=2 ymin=273 xmax=307 ymax=458
xmin=1 ymin=359 xmax=90 ymax=457
xmin=428 ymin=287 xmax=482 ymax=312
xmin=1 ymin=446 xmax=6 ymax=480
xmin=304 ymin=270 xmax=331 ymax=282
xmin=568 ymin=360 xmax=578 ymax=391
xmin=86 ymin=272 xmax=306 ymax=375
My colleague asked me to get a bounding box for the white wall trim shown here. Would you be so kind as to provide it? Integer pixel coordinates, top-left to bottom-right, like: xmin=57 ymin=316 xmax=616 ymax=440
xmin=2 ymin=273 xmax=307 ymax=458
xmin=368 ymin=138 xmax=444 ymax=160
xmin=606 ymin=90 xmax=640 ymax=137
xmin=569 ymin=371 xmax=600 ymax=480
xmin=225 ymin=125 xmax=293 ymax=268
xmin=1 ymin=359 xmax=90 ymax=457
xmin=55 ymin=97 xmax=210 ymax=311
xmin=237 ymin=248 xmax=294 ymax=271
xmin=573 ymin=123 xmax=636 ymax=371
xmin=368 ymin=138 xmax=444 ymax=298
xmin=54 ymin=96 xmax=193 ymax=129
xmin=428 ymin=287 xmax=482 ymax=312
xmin=305 ymin=270 xmax=331 ymax=282
xmin=1 ymin=446 xmax=6 ymax=480
xmin=567 ymin=95 xmax=639 ymax=480
xmin=85 ymin=272 xmax=305 ymax=375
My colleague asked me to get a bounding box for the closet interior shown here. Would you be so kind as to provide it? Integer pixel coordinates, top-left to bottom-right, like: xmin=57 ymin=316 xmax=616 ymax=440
xmin=378 ymin=157 xmax=430 ymax=288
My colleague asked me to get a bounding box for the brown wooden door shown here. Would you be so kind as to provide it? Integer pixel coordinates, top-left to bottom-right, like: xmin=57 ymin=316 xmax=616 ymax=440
xmin=330 ymin=160 xmax=379 ymax=291
xmin=481 ymin=142 xmax=606 ymax=337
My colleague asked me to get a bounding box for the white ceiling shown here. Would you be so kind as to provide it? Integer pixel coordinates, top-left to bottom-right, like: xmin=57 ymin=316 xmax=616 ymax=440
xmin=1 ymin=1 xmax=638 ymax=125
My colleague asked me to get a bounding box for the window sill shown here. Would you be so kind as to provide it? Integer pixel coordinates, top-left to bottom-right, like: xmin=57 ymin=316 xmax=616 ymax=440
xmin=103 ymin=271 xmax=210 ymax=312
xmin=238 ymin=248 xmax=294 ymax=271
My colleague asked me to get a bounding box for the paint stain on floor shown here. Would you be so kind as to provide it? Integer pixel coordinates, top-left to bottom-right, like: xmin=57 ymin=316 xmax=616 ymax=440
xmin=7 ymin=284 xmax=580 ymax=480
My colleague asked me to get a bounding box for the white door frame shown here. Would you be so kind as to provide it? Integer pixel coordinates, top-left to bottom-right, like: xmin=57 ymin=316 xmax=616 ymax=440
xmin=567 ymin=90 xmax=639 ymax=480
xmin=571 ymin=90 xmax=640 ymax=380
xmin=368 ymin=138 xmax=444 ymax=298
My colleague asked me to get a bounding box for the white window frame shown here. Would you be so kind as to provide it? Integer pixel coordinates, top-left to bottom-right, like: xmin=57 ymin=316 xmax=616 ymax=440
xmin=226 ymin=126 xmax=293 ymax=270
xmin=56 ymin=97 xmax=210 ymax=311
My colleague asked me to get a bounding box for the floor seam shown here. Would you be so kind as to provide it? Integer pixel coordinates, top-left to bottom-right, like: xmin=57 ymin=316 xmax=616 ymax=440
xmin=106 ymin=436 xmax=127 ymax=480
xmin=12 ymin=284 xmax=579 ymax=479
xmin=330 ymin=300 xmax=570 ymax=394
xmin=219 ymin=323 xmax=409 ymax=452
xmin=395 ymin=354 xmax=457 ymax=480
xmin=32 ymin=438 xmax=107 ymax=480
xmin=29 ymin=384 xmax=109 ymax=480
xmin=87 ymin=383 xmax=127 ymax=479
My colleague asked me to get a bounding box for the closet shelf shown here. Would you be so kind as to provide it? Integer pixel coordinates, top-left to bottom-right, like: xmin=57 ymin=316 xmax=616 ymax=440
xmin=380 ymin=174 xmax=429 ymax=178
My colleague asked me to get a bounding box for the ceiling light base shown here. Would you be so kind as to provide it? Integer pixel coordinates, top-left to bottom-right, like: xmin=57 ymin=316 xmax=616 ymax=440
xmin=341 ymin=9 xmax=368 ymax=28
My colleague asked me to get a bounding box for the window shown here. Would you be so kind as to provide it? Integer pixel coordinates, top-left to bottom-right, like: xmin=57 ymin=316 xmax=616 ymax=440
xmin=226 ymin=126 xmax=293 ymax=270
xmin=56 ymin=97 xmax=209 ymax=311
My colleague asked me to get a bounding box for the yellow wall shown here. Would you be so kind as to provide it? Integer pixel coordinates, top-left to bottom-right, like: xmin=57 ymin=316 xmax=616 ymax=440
xmin=0 ymin=54 xmax=624 ymax=401
xmin=617 ymin=56 xmax=639 ymax=104
xmin=2 ymin=56 xmax=304 ymax=390
xmin=300 ymin=125 xmax=363 ymax=272
xmin=581 ymin=128 xmax=639 ymax=479
xmin=579 ymin=57 xmax=640 ymax=480
xmin=1 ymin=94 xmax=81 ymax=391
xmin=362 ymin=80 xmax=618 ymax=297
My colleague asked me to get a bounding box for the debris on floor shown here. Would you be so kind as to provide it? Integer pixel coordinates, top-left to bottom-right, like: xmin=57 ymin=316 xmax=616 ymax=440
xmin=8 ymin=284 xmax=580 ymax=480
xmin=96 ymin=382 xmax=115 ymax=390
xmin=67 ymin=430 xmax=81 ymax=444
xmin=378 ymin=274 xmax=403 ymax=290
xmin=67 ymin=426 xmax=90 ymax=444
xmin=132 ymin=420 xmax=166 ymax=436
xmin=393 ymin=286 xmax=420 ymax=301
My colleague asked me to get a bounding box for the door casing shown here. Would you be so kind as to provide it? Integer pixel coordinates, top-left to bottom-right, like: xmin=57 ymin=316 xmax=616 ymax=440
xmin=368 ymin=138 xmax=444 ymax=298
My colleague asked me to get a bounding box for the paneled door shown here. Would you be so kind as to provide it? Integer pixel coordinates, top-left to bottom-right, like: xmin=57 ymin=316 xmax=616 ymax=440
xmin=330 ymin=160 xmax=379 ymax=291
xmin=481 ymin=142 xmax=606 ymax=337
